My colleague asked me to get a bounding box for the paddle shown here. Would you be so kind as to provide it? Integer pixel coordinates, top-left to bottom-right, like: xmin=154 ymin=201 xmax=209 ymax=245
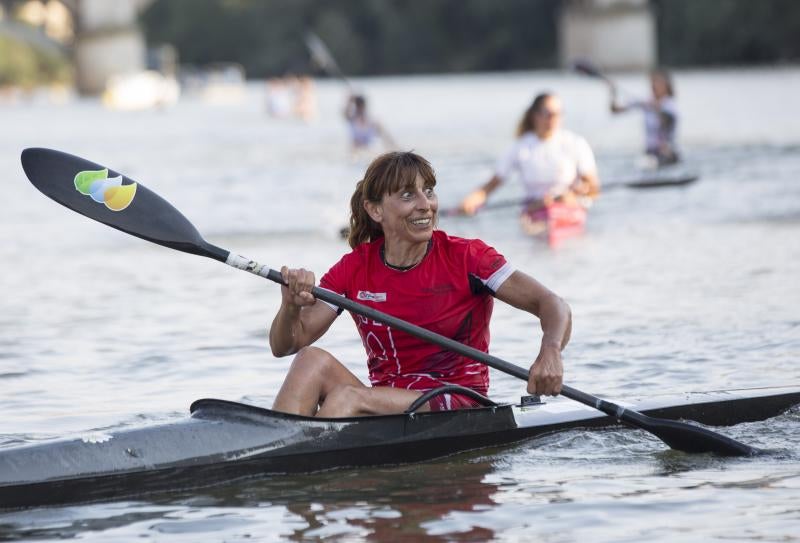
xmin=572 ymin=57 xmax=625 ymax=95
xmin=304 ymin=30 xmax=397 ymax=151
xmin=572 ymin=57 xmax=635 ymax=102
xmin=20 ymin=147 xmax=758 ymax=457
xmin=572 ymin=58 xmax=612 ymax=84
xmin=438 ymin=174 xmax=699 ymax=218
xmin=304 ymin=30 xmax=353 ymax=91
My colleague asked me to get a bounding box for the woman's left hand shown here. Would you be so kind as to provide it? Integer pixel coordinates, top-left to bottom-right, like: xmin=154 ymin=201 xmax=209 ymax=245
xmin=528 ymin=343 xmax=563 ymax=396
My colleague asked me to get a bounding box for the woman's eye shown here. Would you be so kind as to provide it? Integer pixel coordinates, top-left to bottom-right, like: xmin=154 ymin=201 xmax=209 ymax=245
xmin=425 ymin=188 xmax=435 ymax=197
xmin=401 ymin=192 xmax=413 ymax=199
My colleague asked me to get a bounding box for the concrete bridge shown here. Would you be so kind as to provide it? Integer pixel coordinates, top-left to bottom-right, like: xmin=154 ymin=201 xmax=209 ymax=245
xmin=559 ymin=0 xmax=656 ymax=71
xmin=68 ymin=0 xmax=155 ymax=94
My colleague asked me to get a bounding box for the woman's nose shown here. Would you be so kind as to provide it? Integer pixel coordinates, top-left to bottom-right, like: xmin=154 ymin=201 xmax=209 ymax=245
xmin=417 ymin=191 xmax=433 ymax=208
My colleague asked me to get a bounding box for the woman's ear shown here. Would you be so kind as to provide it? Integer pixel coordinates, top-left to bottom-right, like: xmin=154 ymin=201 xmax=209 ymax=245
xmin=364 ymin=199 xmax=382 ymax=223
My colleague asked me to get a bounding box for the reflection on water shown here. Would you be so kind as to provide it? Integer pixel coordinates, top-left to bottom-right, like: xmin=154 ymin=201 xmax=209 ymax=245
xmin=1 ymin=68 xmax=799 ymax=541
xmin=0 ymin=456 xmax=500 ymax=541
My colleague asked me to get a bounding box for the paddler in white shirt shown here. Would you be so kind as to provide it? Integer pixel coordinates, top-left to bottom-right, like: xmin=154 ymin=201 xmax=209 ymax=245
xmin=459 ymin=93 xmax=600 ymax=220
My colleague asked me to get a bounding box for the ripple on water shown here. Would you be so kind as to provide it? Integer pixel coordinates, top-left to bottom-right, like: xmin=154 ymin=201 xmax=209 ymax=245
xmin=0 ymin=371 xmax=28 ymax=378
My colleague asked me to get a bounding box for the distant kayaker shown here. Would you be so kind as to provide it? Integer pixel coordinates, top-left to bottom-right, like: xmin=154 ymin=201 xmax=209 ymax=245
xmin=270 ymin=151 xmax=572 ymax=417
xmin=458 ymin=93 xmax=600 ymax=220
xmin=344 ymin=94 xmax=396 ymax=155
xmin=609 ymin=69 xmax=680 ymax=166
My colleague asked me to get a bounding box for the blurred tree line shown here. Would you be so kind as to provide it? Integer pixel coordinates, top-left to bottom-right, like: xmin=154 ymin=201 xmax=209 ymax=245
xmin=140 ymin=0 xmax=561 ymax=76
xmin=141 ymin=0 xmax=800 ymax=78
xmin=3 ymin=0 xmax=800 ymax=88
xmin=654 ymin=0 xmax=800 ymax=66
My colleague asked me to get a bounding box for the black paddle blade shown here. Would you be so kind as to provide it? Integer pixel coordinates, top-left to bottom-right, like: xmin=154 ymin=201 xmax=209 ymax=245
xmin=629 ymin=412 xmax=760 ymax=457
xmin=21 ymin=148 xmax=227 ymax=262
xmin=571 ymin=58 xmax=603 ymax=78
xmin=560 ymin=385 xmax=758 ymax=457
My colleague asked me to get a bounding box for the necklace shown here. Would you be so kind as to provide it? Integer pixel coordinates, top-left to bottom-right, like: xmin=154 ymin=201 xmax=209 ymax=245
xmin=380 ymin=239 xmax=432 ymax=272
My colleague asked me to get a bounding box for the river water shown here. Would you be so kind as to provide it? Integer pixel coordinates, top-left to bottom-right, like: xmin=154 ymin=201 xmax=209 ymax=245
xmin=1 ymin=66 xmax=799 ymax=541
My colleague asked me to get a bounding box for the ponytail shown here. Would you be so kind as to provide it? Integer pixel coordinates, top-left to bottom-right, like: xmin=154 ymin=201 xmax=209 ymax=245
xmin=347 ymin=178 xmax=383 ymax=248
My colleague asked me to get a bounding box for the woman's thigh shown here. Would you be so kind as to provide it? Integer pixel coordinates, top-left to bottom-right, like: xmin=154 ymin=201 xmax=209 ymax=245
xmin=319 ymin=385 xmax=426 ymax=417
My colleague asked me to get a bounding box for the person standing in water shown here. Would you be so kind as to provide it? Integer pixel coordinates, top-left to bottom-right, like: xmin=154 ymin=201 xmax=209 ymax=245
xmin=609 ymin=70 xmax=680 ymax=166
xmin=344 ymin=94 xmax=396 ymax=156
xmin=459 ymin=93 xmax=599 ymax=217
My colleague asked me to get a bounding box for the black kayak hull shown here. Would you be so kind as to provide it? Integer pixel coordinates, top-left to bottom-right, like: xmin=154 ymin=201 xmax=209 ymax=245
xmin=2 ymin=386 xmax=799 ymax=510
xmin=625 ymin=174 xmax=699 ymax=189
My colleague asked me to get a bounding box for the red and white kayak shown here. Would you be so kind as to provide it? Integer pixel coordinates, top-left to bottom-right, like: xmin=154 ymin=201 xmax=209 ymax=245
xmin=521 ymin=201 xmax=588 ymax=246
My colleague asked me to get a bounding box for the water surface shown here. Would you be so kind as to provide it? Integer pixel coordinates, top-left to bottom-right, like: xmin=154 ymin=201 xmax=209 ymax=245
xmin=1 ymin=67 xmax=799 ymax=541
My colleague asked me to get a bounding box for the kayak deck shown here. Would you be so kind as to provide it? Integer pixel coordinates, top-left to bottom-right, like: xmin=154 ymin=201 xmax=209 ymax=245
xmin=1 ymin=386 xmax=798 ymax=510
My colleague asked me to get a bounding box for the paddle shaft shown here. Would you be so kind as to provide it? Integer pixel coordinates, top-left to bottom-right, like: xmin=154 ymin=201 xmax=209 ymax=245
xmin=221 ymin=252 xmax=635 ymax=421
xmin=440 ymin=175 xmax=699 ymax=218
xmin=305 ymin=31 xmax=354 ymax=91
xmin=573 ymin=59 xmax=613 ymax=85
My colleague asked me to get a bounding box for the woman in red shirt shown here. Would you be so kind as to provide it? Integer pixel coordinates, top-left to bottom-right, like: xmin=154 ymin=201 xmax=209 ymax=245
xmin=269 ymin=151 xmax=571 ymax=417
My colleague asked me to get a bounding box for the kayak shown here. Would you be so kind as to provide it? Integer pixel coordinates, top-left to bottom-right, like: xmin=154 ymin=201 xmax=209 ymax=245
xmin=2 ymin=385 xmax=798 ymax=510
xmin=624 ymin=173 xmax=699 ymax=189
xmin=521 ymin=201 xmax=588 ymax=246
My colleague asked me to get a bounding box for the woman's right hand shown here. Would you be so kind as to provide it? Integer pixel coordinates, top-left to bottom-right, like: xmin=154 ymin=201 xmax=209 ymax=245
xmin=280 ymin=266 xmax=317 ymax=308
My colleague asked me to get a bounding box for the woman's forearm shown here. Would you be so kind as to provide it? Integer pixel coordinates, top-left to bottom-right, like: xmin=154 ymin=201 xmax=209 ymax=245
xmin=538 ymin=293 xmax=572 ymax=350
xmin=269 ymin=303 xmax=305 ymax=356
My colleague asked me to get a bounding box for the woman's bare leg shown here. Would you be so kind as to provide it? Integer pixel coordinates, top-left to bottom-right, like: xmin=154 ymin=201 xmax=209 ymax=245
xmin=317 ymin=385 xmax=428 ymax=418
xmin=272 ymin=346 xmax=363 ymax=416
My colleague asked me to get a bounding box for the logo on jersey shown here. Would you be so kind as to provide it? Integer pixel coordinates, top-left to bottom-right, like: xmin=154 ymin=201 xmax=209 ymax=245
xmin=357 ymin=291 xmax=387 ymax=302
xmin=74 ymin=168 xmax=137 ymax=211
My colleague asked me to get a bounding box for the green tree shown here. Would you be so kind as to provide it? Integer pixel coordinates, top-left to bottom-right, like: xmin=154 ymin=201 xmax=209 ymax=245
xmin=141 ymin=0 xmax=559 ymax=77
xmin=655 ymin=0 xmax=800 ymax=66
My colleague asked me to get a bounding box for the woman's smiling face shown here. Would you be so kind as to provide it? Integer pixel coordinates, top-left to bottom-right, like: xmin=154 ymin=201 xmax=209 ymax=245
xmin=371 ymin=173 xmax=437 ymax=245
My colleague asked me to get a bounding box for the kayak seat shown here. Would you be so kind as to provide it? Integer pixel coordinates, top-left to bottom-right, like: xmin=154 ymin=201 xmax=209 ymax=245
xmin=404 ymin=385 xmax=498 ymax=414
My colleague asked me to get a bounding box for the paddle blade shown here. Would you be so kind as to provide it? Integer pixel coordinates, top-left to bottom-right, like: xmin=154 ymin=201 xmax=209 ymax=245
xmin=571 ymin=58 xmax=604 ymax=78
xmin=304 ymin=31 xmax=342 ymax=76
xmin=21 ymin=148 xmax=227 ymax=261
xmin=561 ymin=385 xmax=758 ymax=457
xmin=629 ymin=412 xmax=760 ymax=457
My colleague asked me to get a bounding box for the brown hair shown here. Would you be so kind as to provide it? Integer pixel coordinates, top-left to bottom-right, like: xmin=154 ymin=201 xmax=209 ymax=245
xmin=651 ymin=69 xmax=674 ymax=97
xmin=516 ymin=92 xmax=554 ymax=137
xmin=347 ymin=151 xmax=437 ymax=248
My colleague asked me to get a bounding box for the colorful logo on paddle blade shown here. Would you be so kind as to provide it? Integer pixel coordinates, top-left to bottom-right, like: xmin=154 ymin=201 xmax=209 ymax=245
xmin=74 ymin=169 xmax=137 ymax=211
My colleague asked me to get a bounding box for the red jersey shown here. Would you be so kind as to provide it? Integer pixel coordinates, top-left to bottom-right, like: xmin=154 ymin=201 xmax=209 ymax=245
xmin=319 ymin=230 xmax=514 ymax=395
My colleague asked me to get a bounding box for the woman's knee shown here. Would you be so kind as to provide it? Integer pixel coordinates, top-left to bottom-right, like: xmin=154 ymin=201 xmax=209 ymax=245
xmin=289 ymin=346 xmax=337 ymax=374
